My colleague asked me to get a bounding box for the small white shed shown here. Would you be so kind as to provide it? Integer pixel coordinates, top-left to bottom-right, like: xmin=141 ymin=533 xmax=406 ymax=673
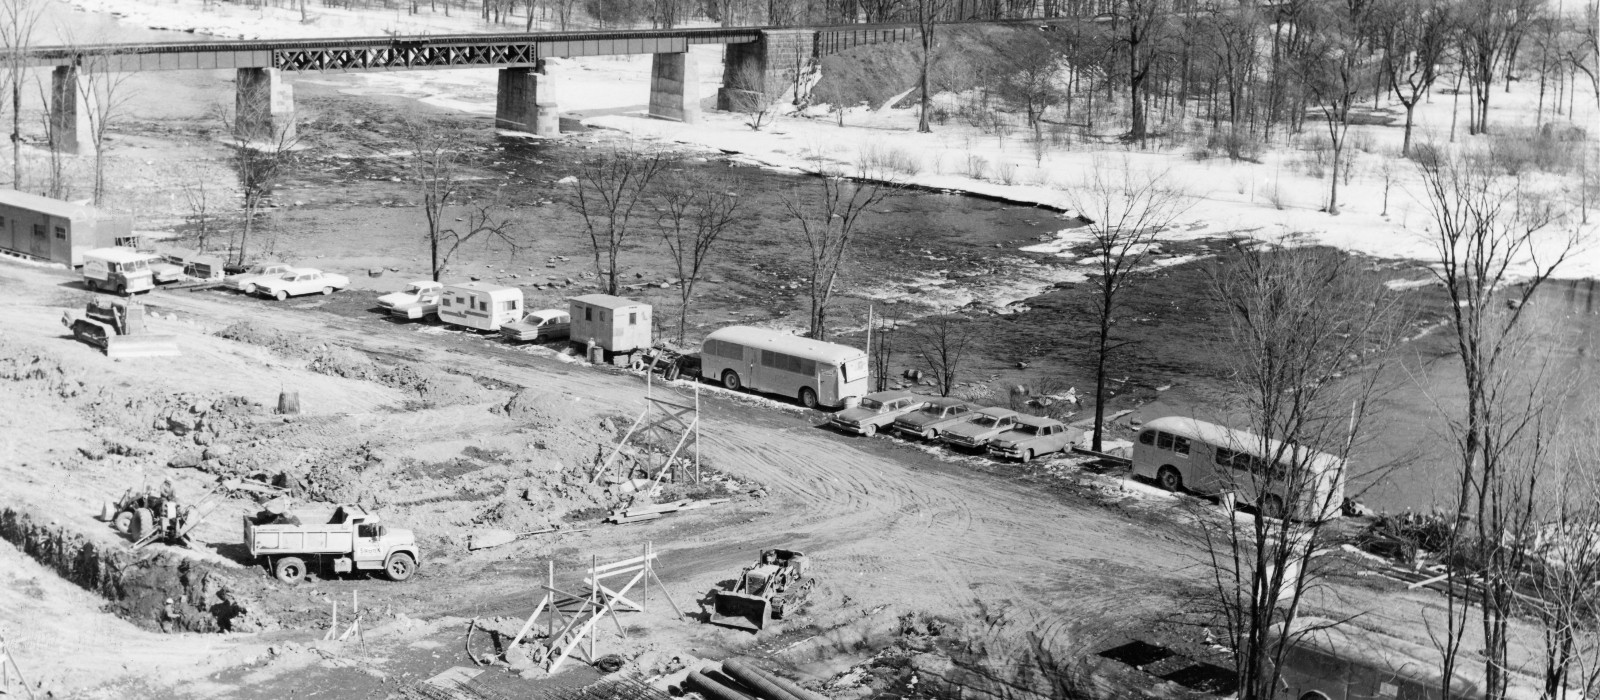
xmin=568 ymin=294 xmax=651 ymax=356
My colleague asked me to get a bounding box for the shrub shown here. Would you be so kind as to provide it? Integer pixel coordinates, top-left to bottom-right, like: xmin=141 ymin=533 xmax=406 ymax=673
xmin=964 ymin=154 xmax=989 ymax=179
xmin=860 ymin=143 xmax=923 ymax=178
xmin=995 ymin=161 xmax=1019 ymax=185
xmin=1482 ymin=125 xmax=1586 ymax=175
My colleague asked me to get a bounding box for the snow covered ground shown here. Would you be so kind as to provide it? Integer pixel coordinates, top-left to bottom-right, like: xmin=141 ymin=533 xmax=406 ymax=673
xmin=49 ymin=0 xmax=1600 ymax=280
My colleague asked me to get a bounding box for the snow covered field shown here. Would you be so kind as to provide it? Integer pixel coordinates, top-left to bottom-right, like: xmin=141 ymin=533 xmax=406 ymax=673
xmin=45 ymin=0 xmax=1600 ymax=280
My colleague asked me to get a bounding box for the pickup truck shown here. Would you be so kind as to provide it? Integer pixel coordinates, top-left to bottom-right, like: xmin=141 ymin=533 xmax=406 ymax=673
xmin=828 ymin=389 xmax=929 ymax=436
xmin=891 ymin=397 xmax=980 ymax=440
xmin=940 ymin=407 xmax=1021 ymax=451
xmin=378 ymin=280 xmax=443 ymax=312
xmin=244 ymin=504 xmax=419 ymax=585
xmin=987 ymin=415 xmax=1077 ymax=462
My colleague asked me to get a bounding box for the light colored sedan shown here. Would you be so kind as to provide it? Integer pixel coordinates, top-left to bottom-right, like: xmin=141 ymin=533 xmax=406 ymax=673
xmin=225 ymin=261 xmax=293 ymax=294
xmin=988 ymin=415 xmax=1077 ymax=463
xmin=500 ymin=309 xmax=571 ymax=343
xmin=252 ymin=268 xmax=350 ymax=301
xmin=940 ymin=408 xmax=1022 ymax=451
xmin=389 ymin=289 xmax=443 ymax=321
xmin=828 ymin=390 xmax=930 ymax=436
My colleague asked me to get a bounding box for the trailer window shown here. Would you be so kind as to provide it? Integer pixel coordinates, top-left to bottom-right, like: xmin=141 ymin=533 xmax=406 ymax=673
xmin=54 ymin=226 xmax=65 ymax=240
xmin=498 ymin=300 xmax=516 ymax=312
xmin=585 ymin=307 xmax=593 ymax=321
xmin=629 ymin=312 xmax=637 ymax=325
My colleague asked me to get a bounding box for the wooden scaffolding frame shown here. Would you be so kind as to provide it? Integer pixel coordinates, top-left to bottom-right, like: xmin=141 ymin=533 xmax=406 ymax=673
xmin=503 ymin=542 xmax=683 ymax=673
xmin=591 ymin=372 xmax=702 ymax=487
xmin=0 ymin=629 xmax=37 ymax=700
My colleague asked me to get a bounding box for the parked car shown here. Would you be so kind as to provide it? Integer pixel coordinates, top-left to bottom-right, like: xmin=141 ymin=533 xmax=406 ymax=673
xmin=388 ymin=287 xmax=444 ymax=321
xmin=828 ymin=390 xmax=930 ymax=436
xmin=225 ymin=261 xmax=293 ymax=294
xmin=377 ymin=280 xmax=444 ymax=311
xmin=143 ymin=251 xmax=186 ymax=284
xmin=500 ymin=309 xmax=572 ymax=343
xmin=252 ymin=268 xmax=351 ymax=301
xmin=891 ymin=397 xmax=980 ymax=440
xmin=940 ymin=408 xmax=1022 ymax=451
xmin=987 ymin=415 xmax=1077 ymax=463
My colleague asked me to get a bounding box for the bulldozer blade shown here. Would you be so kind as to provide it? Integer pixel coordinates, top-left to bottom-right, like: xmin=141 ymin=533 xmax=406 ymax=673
xmin=105 ymin=335 xmax=180 ymax=359
xmin=710 ymin=591 xmax=772 ymax=632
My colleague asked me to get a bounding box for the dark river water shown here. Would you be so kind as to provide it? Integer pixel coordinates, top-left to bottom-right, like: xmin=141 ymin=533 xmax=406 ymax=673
xmin=55 ymin=0 xmax=1600 ymax=515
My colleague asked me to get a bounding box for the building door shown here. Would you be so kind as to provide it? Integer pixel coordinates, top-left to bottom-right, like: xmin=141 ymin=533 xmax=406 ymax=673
xmin=29 ymin=223 xmax=48 ymax=257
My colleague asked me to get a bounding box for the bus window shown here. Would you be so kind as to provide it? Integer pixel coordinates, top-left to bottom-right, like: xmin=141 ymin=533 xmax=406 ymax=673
xmin=842 ymin=357 xmax=867 ymax=382
xmin=1157 ymin=432 xmax=1174 ymax=450
xmin=1139 ymin=431 xmax=1155 ymax=445
xmin=1173 ymin=436 xmax=1191 ymax=455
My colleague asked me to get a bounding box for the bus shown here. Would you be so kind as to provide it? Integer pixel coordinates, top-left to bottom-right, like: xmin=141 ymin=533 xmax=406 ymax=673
xmin=1131 ymin=416 xmax=1345 ymax=521
xmin=700 ymin=326 xmax=869 ymax=409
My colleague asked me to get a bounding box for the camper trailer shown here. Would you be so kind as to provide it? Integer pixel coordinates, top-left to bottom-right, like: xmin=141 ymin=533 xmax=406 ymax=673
xmin=438 ymin=282 xmax=524 ymax=332
xmin=568 ymin=295 xmax=651 ymax=360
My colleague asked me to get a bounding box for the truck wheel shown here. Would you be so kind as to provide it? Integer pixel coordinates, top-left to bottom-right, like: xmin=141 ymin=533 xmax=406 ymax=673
xmin=132 ymin=508 xmax=154 ymax=539
xmin=115 ymin=281 xmax=127 ymax=296
xmin=273 ymin=290 xmax=288 ymax=301
xmin=722 ymin=370 xmax=741 ymax=391
xmin=243 ymin=283 xmax=257 ymax=295
xmin=112 ymin=510 xmax=133 ymax=533
xmin=274 ymin=556 xmax=307 ymax=585
xmin=385 ymin=552 xmax=416 ymax=582
xmin=798 ymin=387 xmax=819 ymax=409
xmin=321 ymin=287 xmax=333 ymax=296
xmin=1157 ymin=466 xmax=1184 ymax=492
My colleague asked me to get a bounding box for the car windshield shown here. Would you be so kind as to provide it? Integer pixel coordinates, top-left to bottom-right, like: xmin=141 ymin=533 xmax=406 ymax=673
xmin=858 ymin=398 xmax=884 ymax=410
xmin=404 ymin=283 xmax=426 ymax=294
xmin=972 ymin=415 xmax=1000 ymax=428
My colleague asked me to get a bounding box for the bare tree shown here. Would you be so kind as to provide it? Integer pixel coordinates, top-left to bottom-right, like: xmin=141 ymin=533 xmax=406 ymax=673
xmin=1112 ymin=0 xmax=1173 ymax=146
xmin=1198 ymin=245 xmax=1400 ymax=700
xmin=33 ymin=79 xmax=68 ymax=200
xmin=1528 ymin=417 xmax=1600 ymax=699
xmin=1301 ymin=1 xmax=1379 ymax=215
xmin=219 ymin=100 xmax=300 ymax=267
xmin=912 ymin=0 xmax=952 ymax=133
xmin=1064 ymin=156 xmax=1189 ymax=452
xmin=75 ymin=48 xmax=137 ymax=205
xmin=909 ymin=316 xmax=975 ymax=397
xmin=571 ymin=144 xmax=668 ymax=295
xmin=405 ymin=122 xmax=520 ymax=282
xmin=1417 ymin=145 xmax=1577 ymax=700
xmin=183 ymin=179 xmax=216 ymax=254
xmin=780 ymin=154 xmax=900 ymax=341
xmin=0 ymin=0 xmax=44 ymax=189
xmin=1382 ymin=0 xmax=1453 ymax=157
xmin=724 ymin=61 xmax=788 ymax=131
xmin=654 ymin=165 xmax=744 ymax=344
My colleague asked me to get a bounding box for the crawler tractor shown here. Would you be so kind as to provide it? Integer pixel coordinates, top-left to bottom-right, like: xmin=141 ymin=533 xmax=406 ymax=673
xmin=709 ymin=549 xmax=815 ymax=632
xmin=61 ymin=298 xmax=179 ymax=358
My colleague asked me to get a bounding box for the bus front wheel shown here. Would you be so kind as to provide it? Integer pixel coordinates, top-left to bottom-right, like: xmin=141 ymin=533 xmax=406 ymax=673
xmin=722 ymin=370 xmax=742 ymax=391
xmin=799 ymin=387 xmax=819 ymax=409
xmin=1156 ymin=466 xmax=1183 ymax=492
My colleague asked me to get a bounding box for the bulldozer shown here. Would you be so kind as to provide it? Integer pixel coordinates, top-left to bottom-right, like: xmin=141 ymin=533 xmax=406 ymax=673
xmin=709 ymin=549 xmax=815 ymax=632
xmin=61 ymin=297 xmax=179 ymax=359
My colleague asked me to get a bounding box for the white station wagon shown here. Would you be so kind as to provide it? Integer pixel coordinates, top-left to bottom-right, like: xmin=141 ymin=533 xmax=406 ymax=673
xmin=253 ymin=268 xmax=351 ymax=301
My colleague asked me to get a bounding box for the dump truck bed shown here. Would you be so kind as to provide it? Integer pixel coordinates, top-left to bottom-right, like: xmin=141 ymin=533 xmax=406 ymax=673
xmin=244 ymin=517 xmax=359 ymax=557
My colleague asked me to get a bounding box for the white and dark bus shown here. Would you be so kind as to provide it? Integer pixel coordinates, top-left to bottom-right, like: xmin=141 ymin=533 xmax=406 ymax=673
xmin=700 ymin=326 xmax=869 ymax=409
xmin=1132 ymin=416 xmax=1346 ymax=521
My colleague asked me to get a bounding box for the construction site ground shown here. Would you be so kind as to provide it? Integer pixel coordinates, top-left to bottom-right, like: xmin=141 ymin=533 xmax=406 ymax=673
xmin=0 ymin=257 xmax=1558 ymax=700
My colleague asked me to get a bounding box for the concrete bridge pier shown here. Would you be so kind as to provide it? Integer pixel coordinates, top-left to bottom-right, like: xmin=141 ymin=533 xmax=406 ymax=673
xmin=647 ymin=52 xmax=700 ymax=124
xmin=235 ymin=67 xmax=296 ymax=143
xmin=496 ymin=62 xmax=560 ymax=136
xmin=717 ymin=29 xmax=815 ymax=113
xmin=48 ymin=66 xmax=94 ymax=155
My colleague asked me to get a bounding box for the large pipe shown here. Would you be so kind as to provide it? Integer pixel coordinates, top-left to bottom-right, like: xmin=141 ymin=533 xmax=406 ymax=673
xmin=724 ymin=659 xmax=830 ymax=700
xmin=762 ymin=671 xmax=831 ymax=700
xmin=688 ymin=671 xmax=757 ymax=700
xmin=722 ymin=659 xmax=803 ymax=700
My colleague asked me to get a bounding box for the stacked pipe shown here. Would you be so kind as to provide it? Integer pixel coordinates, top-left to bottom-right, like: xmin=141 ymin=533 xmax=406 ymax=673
xmin=722 ymin=659 xmax=831 ymax=700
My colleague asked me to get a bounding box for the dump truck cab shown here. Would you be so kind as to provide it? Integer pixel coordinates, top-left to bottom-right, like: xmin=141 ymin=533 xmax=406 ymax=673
xmin=244 ymin=504 xmax=420 ymax=585
xmin=81 ymin=248 xmax=155 ymax=295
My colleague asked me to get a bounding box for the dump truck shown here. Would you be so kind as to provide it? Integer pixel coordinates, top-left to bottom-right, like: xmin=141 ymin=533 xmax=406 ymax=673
xmin=61 ymin=298 xmax=180 ymax=358
xmin=244 ymin=503 xmax=420 ymax=585
xmin=710 ymin=549 xmax=815 ymax=632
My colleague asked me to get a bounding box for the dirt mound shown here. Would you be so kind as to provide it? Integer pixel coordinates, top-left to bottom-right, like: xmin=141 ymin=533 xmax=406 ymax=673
xmin=217 ymin=321 xmax=490 ymax=407
xmin=0 ymin=506 xmax=276 ymax=634
xmin=494 ymin=388 xmax=557 ymax=425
